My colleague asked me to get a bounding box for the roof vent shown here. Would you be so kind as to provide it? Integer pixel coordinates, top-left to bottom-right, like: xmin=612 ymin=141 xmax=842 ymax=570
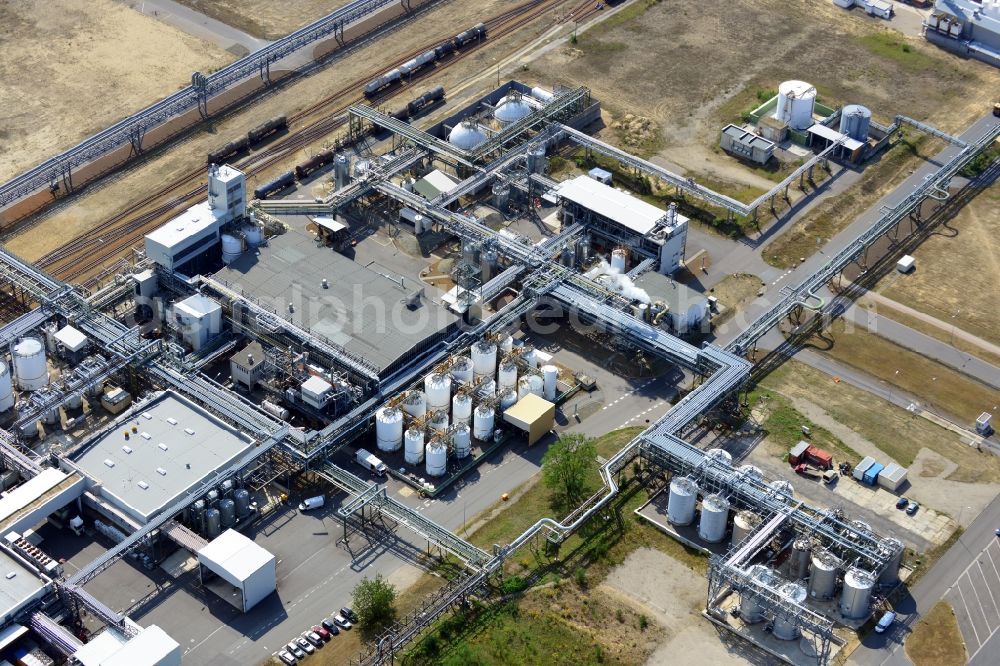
xmin=156 ymin=467 xmax=167 ymax=476
xmin=141 ymin=412 xmax=153 ymax=420
xmin=167 ymin=418 xmax=178 ymax=425
xmin=137 ymin=481 xmax=149 ymax=490
xmin=140 ymin=432 xmax=151 ymax=440
xmin=184 ymin=428 xmax=195 ymax=435
xmin=158 ymin=443 xmax=168 ymax=451
xmin=121 ymin=446 xmax=132 ymax=454
xmin=103 ymin=459 xmax=115 ymax=468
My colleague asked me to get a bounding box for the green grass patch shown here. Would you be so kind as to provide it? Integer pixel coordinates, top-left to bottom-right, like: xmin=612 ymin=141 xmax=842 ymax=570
xmin=856 ymin=32 xmax=936 ymax=71
xmin=958 ymin=142 xmax=1000 ymax=178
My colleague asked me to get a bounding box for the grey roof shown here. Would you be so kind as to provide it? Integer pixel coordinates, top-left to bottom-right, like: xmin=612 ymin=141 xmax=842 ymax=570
xmin=0 ymin=550 xmax=46 ymax=622
xmin=721 ymin=124 xmax=775 ymax=151
xmin=230 ymin=341 xmax=266 ymax=370
xmin=72 ymin=391 xmax=253 ymax=523
xmin=213 ymin=229 xmax=459 ymax=372
xmin=633 ymin=272 xmax=708 ymax=312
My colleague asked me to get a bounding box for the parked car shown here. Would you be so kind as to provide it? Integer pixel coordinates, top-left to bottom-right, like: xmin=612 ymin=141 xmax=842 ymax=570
xmin=304 ymin=631 xmax=323 ymax=647
xmin=334 ymin=614 xmax=353 ymax=629
xmin=296 ymin=637 xmax=315 ymax=654
xmin=340 ymin=607 xmax=358 ymax=623
xmin=286 ymin=642 xmax=305 ymax=659
xmin=312 ymin=625 xmax=331 ymax=640
xmin=321 ymin=618 xmax=340 ymax=635
xmin=895 ymin=497 xmax=909 ymax=509
xmin=874 ymin=611 xmax=896 ymax=634
xmin=278 ymin=650 xmax=298 ymax=665
xmin=995 ymin=528 xmax=1000 ymax=537
xmin=906 ymin=501 xmax=920 ymax=515
xmin=822 ymin=470 xmax=838 ymax=485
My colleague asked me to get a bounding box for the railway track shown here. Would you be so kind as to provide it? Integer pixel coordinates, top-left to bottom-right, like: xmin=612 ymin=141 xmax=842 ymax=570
xmin=38 ymin=0 xmax=602 ymax=286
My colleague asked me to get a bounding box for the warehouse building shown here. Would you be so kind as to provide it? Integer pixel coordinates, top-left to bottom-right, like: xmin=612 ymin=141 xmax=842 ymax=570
xmin=925 ymin=0 xmax=1000 ymax=66
xmin=197 ymin=529 xmax=276 ymax=613
xmin=72 ymin=622 xmax=181 ymax=666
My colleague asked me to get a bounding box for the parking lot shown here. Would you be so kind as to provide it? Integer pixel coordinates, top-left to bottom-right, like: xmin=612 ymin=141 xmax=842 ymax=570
xmin=945 ymin=535 xmax=1000 ymax=666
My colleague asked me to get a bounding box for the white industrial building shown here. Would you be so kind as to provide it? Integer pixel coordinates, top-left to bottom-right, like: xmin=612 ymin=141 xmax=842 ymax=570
xmin=171 ymin=293 xmax=222 ymax=352
xmin=197 ymin=529 xmax=276 ymax=612
xmin=633 ymin=271 xmax=711 ymax=333
xmin=72 ymin=622 xmax=181 ymax=666
xmin=555 ymin=175 xmax=688 ymax=274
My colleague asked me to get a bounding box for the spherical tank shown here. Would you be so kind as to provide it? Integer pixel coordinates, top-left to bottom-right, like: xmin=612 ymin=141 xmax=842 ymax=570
xmin=429 ymin=411 xmax=449 ymax=436
xmin=448 ymin=121 xmax=487 ymax=151
xmin=401 ymin=391 xmax=427 ymax=419
xmin=471 ymin=342 xmax=498 ymax=379
xmin=473 ymin=405 xmax=495 ymax=440
xmin=204 ymin=509 xmax=222 ymax=539
xmin=452 ymin=393 xmax=473 ymax=426
xmin=769 ymin=479 xmax=794 ymax=499
xmin=740 ymin=565 xmax=775 ymax=623
xmin=877 ymin=538 xmax=905 ymax=587
xmin=13 ymin=337 xmax=48 ymax=391
xmin=610 ymin=248 xmax=628 ymax=273
xmin=541 ymin=365 xmax=558 ymax=401
xmin=499 ymin=389 xmax=518 ymax=411
xmin=498 ymin=361 xmax=518 ymax=390
xmin=839 ymin=104 xmax=872 ymax=142
xmin=773 ymin=583 xmax=807 ymax=640
xmin=738 ymin=464 xmax=763 ymax=481
xmin=234 ymin=489 xmax=251 ymax=518
xmin=450 ymin=356 xmax=474 ymax=384
xmin=527 ymin=374 xmax=543 ymax=398
xmin=499 ymin=334 xmax=514 ymax=355
xmin=789 ymin=537 xmax=812 ymax=580
xmin=0 ymin=361 xmax=14 ymax=412
xmin=425 ymin=441 xmax=448 ymax=477
xmin=494 ymin=93 xmax=533 ymax=124
xmin=221 ymin=234 xmax=243 ymax=265
xmin=840 ymin=568 xmax=874 ymax=619
xmin=517 ymin=377 xmax=532 ymax=400
xmin=404 ymin=428 xmax=425 ymax=465
xmin=698 ymin=494 xmax=730 ymax=543
xmin=808 ymin=550 xmax=841 ymax=600
xmin=219 ymin=499 xmax=236 ymax=528
xmin=375 ymin=407 xmax=404 ymax=452
xmin=452 ymin=424 xmax=472 ymax=459
xmin=775 ymin=80 xmax=817 ymax=130
xmin=424 ymin=373 xmax=452 ymax=412
xmin=706 ymin=448 xmax=732 ymax=466
xmin=667 ymin=477 xmax=698 ymax=526
xmin=731 ymin=510 xmax=762 ymax=547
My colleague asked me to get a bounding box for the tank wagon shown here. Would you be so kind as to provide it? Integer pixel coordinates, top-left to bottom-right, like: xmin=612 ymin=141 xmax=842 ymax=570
xmin=364 ymin=23 xmax=486 ymax=97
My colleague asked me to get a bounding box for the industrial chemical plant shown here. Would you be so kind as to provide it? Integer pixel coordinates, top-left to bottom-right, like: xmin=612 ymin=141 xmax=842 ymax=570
xmin=0 ymin=1 xmax=996 ymax=664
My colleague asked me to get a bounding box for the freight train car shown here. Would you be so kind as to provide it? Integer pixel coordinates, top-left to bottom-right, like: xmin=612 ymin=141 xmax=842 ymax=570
xmin=247 ymin=116 xmax=288 ymax=145
xmin=407 ymin=86 xmax=445 ymax=116
xmin=453 ymin=23 xmax=487 ymax=48
xmin=253 ymin=171 xmax=295 ymax=199
xmin=207 ymin=136 xmax=250 ymax=164
xmin=294 ymin=150 xmax=335 ymax=179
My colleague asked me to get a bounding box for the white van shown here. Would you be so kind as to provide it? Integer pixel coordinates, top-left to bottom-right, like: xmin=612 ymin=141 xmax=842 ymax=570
xmin=298 ymin=495 xmax=325 ymax=511
xmin=874 ymin=611 xmax=896 ymax=634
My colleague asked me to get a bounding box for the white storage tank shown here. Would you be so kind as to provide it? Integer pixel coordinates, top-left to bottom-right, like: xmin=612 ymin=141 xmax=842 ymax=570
xmin=429 ymin=411 xmax=449 ymax=436
xmin=706 ymin=448 xmax=732 ymax=466
xmin=64 ymin=393 xmax=83 ymax=411
xmin=840 ymin=568 xmax=875 ymax=619
xmin=530 ymin=86 xmax=554 ymax=103
xmin=424 ymin=373 xmax=452 ymax=412
xmin=773 ymin=583 xmax=807 ymax=640
xmin=498 ymin=361 xmax=518 ymax=390
xmin=13 ymin=337 xmax=48 ymax=391
xmin=789 ymin=537 xmax=811 ymax=580
xmin=494 ymin=92 xmax=533 ymax=125
xmin=0 ymin=361 xmax=14 ymax=412
xmin=452 ymin=393 xmax=473 ymax=426
xmin=775 ymin=80 xmax=817 ymax=130
xmin=401 ymin=391 xmax=427 ymax=419
xmin=667 ymin=477 xmax=698 ymax=525
xmin=450 ymin=356 xmax=474 ymax=384
xmin=738 ymin=464 xmax=763 ymax=481
xmin=808 ymin=550 xmax=840 ymax=600
xmin=452 ymin=424 xmax=472 ymax=459
xmin=698 ymin=494 xmax=730 ymax=543
xmin=499 ymin=334 xmax=514 ymax=355
xmin=878 ymin=538 xmax=905 ymax=587
xmin=404 ymin=428 xmax=424 ymax=465
xmin=610 ymin=248 xmax=628 ymax=273
xmin=376 ymin=407 xmax=404 ymax=452
xmin=471 ymin=342 xmax=497 ymax=379
xmin=839 ymin=104 xmax=872 ymax=143
xmin=740 ymin=565 xmax=776 ymax=623
xmin=448 ymin=121 xmax=487 ymax=151
xmin=541 ymin=365 xmax=558 ymax=401
xmin=425 ymin=440 xmax=447 ymax=477
xmin=526 ymin=374 xmax=543 ymax=398
xmin=476 ymin=379 xmax=496 ymax=399
xmin=516 ymin=377 xmax=533 ymax=401
xmin=244 ymin=224 xmax=264 ymax=248
xmin=221 ymin=234 xmax=243 ymax=265
xmin=261 ymin=400 xmax=290 ymax=421
xmin=499 ymin=388 xmax=517 ymax=411
xmin=473 ymin=404 xmax=495 ymax=440
xmin=769 ymin=479 xmax=794 ymax=499
xmin=520 ymin=347 xmax=537 ymax=369
xmin=731 ymin=510 xmax=761 ymax=547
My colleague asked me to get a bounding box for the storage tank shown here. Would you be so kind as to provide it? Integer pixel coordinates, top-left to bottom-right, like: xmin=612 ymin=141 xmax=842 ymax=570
xmin=234 ymin=489 xmax=251 ymax=518
xmin=531 ymin=86 xmax=554 ymax=102
xmin=541 ymin=365 xmax=558 ymax=401
xmin=450 ymin=356 xmax=474 ymax=384
xmin=244 ymin=224 xmax=264 ymax=248
xmin=878 ymin=538 xmax=905 ymax=587
xmin=429 ymin=411 xmax=449 ymax=436
xmin=424 ymin=373 xmax=452 ymax=412
xmin=498 ymin=361 xmax=518 ymax=390
xmin=64 ymin=393 xmax=83 ymax=411
xmin=773 ymin=583 xmax=807 ymax=640
xmin=494 ymin=93 xmax=533 ymax=124
xmin=499 ymin=334 xmax=514 ymax=355
xmin=334 ymin=153 xmax=350 ymax=189
xmin=698 ymin=494 xmax=730 ymax=543
xmin=261 ymin=400 xmax=290 ymax=420
xmin=492 ymin=182 xmax=510 ymax=212
xmin=401 ymin=391 xmax=427 ymax=419
xmin=789 ymin=537 xmax=812 ymax=580
xmin=738 ymin=464 xmax=763 ymax=481
xmin=452 ymin=393 xmax=472 ymax=426
xmin=499 ymin=389 xmax=517 ymax=411
xmin=219 ymin=499 xmax=236 ymax=529
xmin=769 ymin=479 xmax=794 ymax=499
xmin=43 ymin=322 xmax=59 ymax=353
xmin=448 ymin=121 xmax=487 ymax=151
xmin=667 ymin=477 xmax=698 ymax=525
xmin=731 ymin=510 xmax=761 ymax=547
xmin=376 ymin=407 xmax=404 ymax=452
xmin=473 ymin=404 xmax=495 ymax=440
xmin=516 ymin=376 xmax=531 ymax=400
xmin=452 ymin=424 xmax=472 ymax=459
xmin=42 ymin=407 xmax=59 ymax=425
xmin=775 ymin=80 xmax=817 ymax=130
xmin=520 ymin=347 xmax=537 ymax=369
xmin=706 ymin=448 xmax=732 ymax=466
xmin=840 ymin=568 xmax=875 ymax=619
xmin=526 ymin=374 xmax=543 ymax=398
xmin=839 ymin=104 xmax=872 ymax=142
xmin=204 ymin=508 xmax=222 ymax=539
xmin=206 ymin=489 xmax=219 ymax=506
xmin=425 ymin=441 xmax=447 ymax=477
xmin=221 ymin=234 xmax=243 ymax=265
xmin=13 ymin=338 xmax=48 ymax=391
xmin=0 ymin=361 xmax=14 ymax=412
xmin=19 ymin=418 xmax=38 ymax=439
xmin=476 ymin=379 xmax=496 ymax=399
xmin=610 ymin=248 xmax=628 ymax=273
xmin=471 ymin=342 xmax=497 ymax=379
xmin=404 ymin=428 xmax=424 ymax=464
xmin=740 ymin=565 xmax=775 ymax=623
xmin=527 ymin=145 xmax=547 ymax=174
xmin=190 ymin=499 xmax=206 ymax=531
xmin=808 ymin=549 xmax=840 ymax=600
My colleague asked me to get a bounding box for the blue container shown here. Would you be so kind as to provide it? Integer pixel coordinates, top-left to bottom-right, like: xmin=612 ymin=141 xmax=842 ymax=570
xmin=863 ymin=462 xmax=884 ymax=485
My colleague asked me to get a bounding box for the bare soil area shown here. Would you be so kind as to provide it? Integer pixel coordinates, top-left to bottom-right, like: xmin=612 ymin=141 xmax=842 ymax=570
xmin=175 ymin=0 xmax=354 ymax=40
xmin=0 ymin=0 xmax=233 ymax=183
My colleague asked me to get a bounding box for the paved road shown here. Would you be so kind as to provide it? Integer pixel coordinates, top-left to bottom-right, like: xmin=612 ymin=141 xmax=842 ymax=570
xmin=131 ymin=0 xmax=270 ymax=55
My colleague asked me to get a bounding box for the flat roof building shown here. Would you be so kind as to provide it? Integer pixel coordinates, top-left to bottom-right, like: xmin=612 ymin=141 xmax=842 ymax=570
xmin=0 ymin=550 xmax=48 ymax=626
xmin=197 ymin=529 xmax=276 ymax=613
xmin=720 ymin=124 xmax=775 ymax=165
xmin=503 ymin=394 xmax=556 ymax=446
xmin=229 ymin=341 xmax=267 ymax=391
xmin=71 ymin=391 xmax=254 ymax=524
xmin=633 ymin=271 xmax=710 ymax=334
xmin=73 ymin=623 xmax=181 ymax=666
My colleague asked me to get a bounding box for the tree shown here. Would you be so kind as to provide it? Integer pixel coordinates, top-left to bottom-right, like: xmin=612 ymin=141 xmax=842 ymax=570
xmin=541 ymin=433 xmax=597 ymax=507
xmin=352 ymin=574 xmax=397 ymax=639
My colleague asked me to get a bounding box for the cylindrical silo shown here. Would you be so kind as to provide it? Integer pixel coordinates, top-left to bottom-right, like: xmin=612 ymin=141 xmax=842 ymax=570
xmin=450 ymin=356 xmax=474 ymax=385
xmin=497 ymin=361 xmax=518 ymax=390
xmin=375 ymin=407 xmax=404 ymax=452
xmin=839 ymin=104 xmax=872 ymax=142
xmin=471 ymin=342 xmax=497 ymax=380
xmin=206 ymin=489 xmax=219 ymax=506
xmin=473 ymin=405 xmax=495 ymax=441
xmin=517 ymin=377 xmax=532 ymax=401
xmin=526 ymin=374 xmax=543 ymax=398
xmin=775 ymin=80 xmax=817 ymax=130
xmin=12 ymin=338 xmax=48 ymax=391
xmin=190 ymin=499 xmax=206 ymax=532
xmin=769 ymin=479 xmax=794 ymax=499
xmin=541 ymin=365 xmax=558 ymax=401
xmin=404 ymin=428 xmax=424 ymax=465
xmin=773 ymin=583 xmax=807 ymax=640
xmin=452 ymin=393 xmax=473 ymax=427
xmin=204 ymin=509 xmax=222 ymax=539
xmin=877 ymin=538 xmax=905 ymax=588
xmin=667 ymin=477 xmax=698 ymax=525
xmin=0 ymin=362 xmax=14 ymax=412
xmin=425 ymin=441 xmax=447 ymax=477
xmin=401 ymin=391 xmax=427 ymax=419
xmin=789 ymin=537 xmax=812 ymax=580
xmin=840 ymin=568 xmax=875 ymax=619
xmin=740 ymin=565 xmax=775 ymax=623
xmin=429 ymin=411 xmax=449 ymax=437
xmin=499 ymin=389 xmax=517 ymax=411
xmin=731 ymin=510 xmax=761 ymax=547
xmin=808 ymin=549 xmax=841 ymax=600
xmin=424 ymin=373 xmax=452 ymax=412
xmin=221 ymin=234 xmax=243 ymax=265
xmin=520 ymin=348 xmax=537 ymax=369
xmin=499 ymin=334 xmax=514 ymax=355
xmin=452 ymin=425 xmax=471 ymax=459
xmin=219 ymin=499 xmax=236 ymax=529
xmin=476 ymin=379 xmax=496 ymax=399
xmin=234 ymin=489 xmax=251 ymax=519
xmin=698 ymin=494 xmax=730 ymax=543
xmin=610 ymin=248 xmax=628 ymax=273
xmin=706 ymin=448 xmax=732 ymax=466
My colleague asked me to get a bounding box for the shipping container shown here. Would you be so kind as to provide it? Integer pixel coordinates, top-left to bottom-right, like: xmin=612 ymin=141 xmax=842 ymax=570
xmin=877 ymin=463 xmax=908 ymax=492
xmin=853 ymin=456 xmax=876 ymax=481
xmin=863 ymin=462 xmax=884 ymax=485
xmin=804 ymin=445 xmax=833 ymax=470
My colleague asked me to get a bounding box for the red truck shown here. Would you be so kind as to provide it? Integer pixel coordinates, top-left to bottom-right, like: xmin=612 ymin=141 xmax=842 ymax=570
xmin=804 ymin=445 xmax=833 ymax=470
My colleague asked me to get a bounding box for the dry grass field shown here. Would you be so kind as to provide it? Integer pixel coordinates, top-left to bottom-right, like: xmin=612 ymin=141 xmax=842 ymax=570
xmin=176 ymin=0 xmax=354 ymax=40
xmin=0 ymin=0 xmax=232 ymax=182
xmin=906 ymin=601 xmax=968 ymax=666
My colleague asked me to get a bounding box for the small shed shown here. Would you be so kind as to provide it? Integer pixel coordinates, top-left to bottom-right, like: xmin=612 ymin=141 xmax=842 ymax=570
xmin=197 ymin=529 xmax=276 ymax=613
xmin=877 ymin=463 xmax=907 ymax=492
xmin=853 ymin=456 xmax=876 ymax=481
xmin=896 ymin=255 xmax=915 ymax=273
xmin=54 ymin=325 xmax=89 ymax=357
xmin=503 ymin=394 xmax=556 ymax=445
xmin=229 ymin=341 xmax=267 ymax=391
xmin=301 ymin=376 xmax=334 ymax=409
xmin=788 ymin=441 xmax=810 ymax=465
xmin=587 ymin=167 xmax=612 ymax=185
